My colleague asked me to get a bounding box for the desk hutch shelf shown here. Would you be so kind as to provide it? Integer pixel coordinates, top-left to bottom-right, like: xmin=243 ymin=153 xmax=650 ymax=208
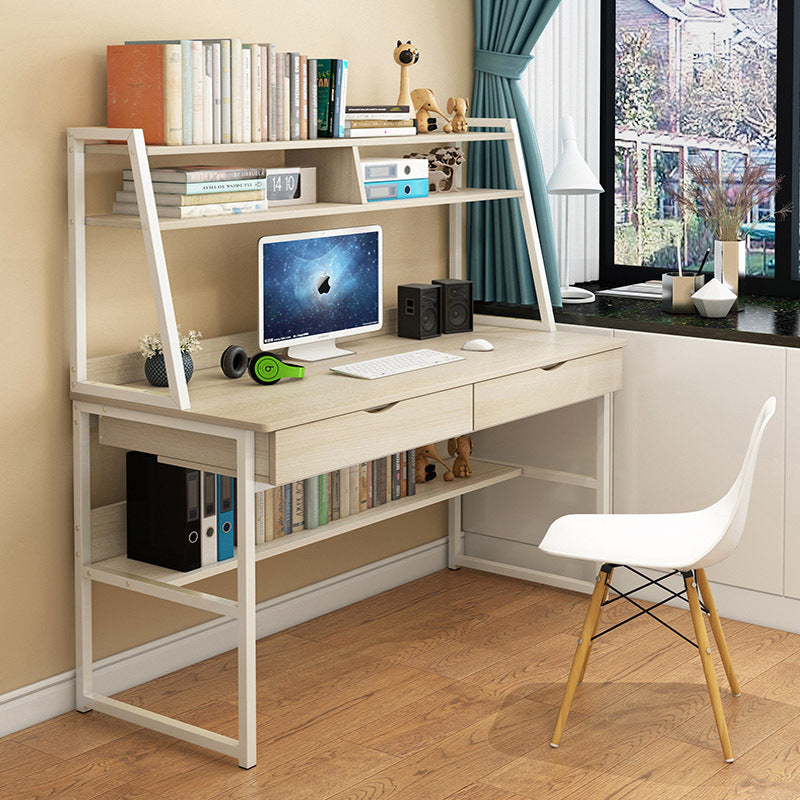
xmin=68 ymin=119 xmax=620 ymax=768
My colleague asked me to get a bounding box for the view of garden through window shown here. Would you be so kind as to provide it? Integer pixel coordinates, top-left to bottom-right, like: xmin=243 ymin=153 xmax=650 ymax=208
xmin=614 ymin=0 xmax=777 ymax=276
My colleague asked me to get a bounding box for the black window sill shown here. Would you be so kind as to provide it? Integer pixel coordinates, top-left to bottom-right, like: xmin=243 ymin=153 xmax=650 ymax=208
xmin=475 ymin=282 xmax=800 ymax=349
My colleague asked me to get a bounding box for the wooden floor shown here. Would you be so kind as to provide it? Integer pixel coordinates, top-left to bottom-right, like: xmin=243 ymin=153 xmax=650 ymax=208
xmin=4 ymin=568 xmax=800 ymax=800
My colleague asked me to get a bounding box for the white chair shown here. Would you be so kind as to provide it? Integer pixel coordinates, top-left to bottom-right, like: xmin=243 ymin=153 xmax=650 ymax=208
xmin=539 ymin=397 xmax=776 ymax=763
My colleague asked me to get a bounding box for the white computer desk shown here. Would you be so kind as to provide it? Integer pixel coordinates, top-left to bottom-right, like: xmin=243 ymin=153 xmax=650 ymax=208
xmin=70 ymin=320 xmax=624 ymax=766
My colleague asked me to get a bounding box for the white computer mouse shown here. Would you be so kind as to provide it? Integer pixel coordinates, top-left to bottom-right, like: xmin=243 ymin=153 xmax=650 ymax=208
xmin=461 ymin=338 xmax=494 ymax=352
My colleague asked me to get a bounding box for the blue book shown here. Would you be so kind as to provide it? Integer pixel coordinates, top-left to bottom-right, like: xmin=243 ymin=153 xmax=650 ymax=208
xmin=216 ymin=474 xmax=235 ymax=560
xmin=283 ymin=483 xmax=292 ymax=535
xmin=332 ymin=59 xmax=348 ymax=138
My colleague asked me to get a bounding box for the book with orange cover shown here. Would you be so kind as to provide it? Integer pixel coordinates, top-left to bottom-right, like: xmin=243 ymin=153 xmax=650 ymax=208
xmin=107 ymin=44 xmax=182 ymax=145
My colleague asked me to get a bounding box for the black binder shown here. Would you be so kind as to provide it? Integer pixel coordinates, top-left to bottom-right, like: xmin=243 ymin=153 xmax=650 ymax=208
xmin=126 ymin=451 xmax=202 ymax=572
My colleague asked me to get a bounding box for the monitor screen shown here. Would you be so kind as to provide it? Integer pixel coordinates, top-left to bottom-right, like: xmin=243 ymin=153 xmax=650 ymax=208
xmin=258 ymin=225 xmax=382 ymax=350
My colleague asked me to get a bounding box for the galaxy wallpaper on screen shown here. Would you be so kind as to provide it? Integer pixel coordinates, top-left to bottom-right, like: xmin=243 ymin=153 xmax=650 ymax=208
xmin=261 ymin=230 xmax=380 ymax=344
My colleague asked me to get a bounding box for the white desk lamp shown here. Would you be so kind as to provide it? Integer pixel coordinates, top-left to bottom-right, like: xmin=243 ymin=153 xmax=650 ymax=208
xmin=547 ymin=115 xmax=604 ymax=304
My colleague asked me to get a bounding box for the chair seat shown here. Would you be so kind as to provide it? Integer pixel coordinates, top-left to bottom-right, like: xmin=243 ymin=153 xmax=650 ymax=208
xmin=539 ymin=508 xmax=720 ymax=571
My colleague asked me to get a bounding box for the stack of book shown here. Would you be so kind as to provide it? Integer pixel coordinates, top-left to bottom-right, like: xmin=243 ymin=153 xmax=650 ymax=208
xmin=255 ymin=450 xmax=417 ymax=543
xmin=112 ymin=165 xmax=269 ymax=218
xmin=107 ymin=40 xmax=349 ymax=145
xmin=344 ymin=105 xmax=416 ymax=138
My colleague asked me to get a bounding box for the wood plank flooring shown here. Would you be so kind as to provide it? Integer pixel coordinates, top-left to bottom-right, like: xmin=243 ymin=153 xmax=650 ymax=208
xmin=4 ymin=568 xmax=800 ymax=800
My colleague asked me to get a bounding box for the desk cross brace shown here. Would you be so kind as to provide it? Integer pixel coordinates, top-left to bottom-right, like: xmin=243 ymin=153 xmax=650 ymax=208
xmin=592 ymin=565 xmax=708 ymax=649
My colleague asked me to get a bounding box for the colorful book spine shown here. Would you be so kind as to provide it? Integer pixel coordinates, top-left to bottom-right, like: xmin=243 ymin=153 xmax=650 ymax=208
xmin=112 ymin=200 xmax=268 ymax=218
xmin=400 ymin=451 xmax=408 ymax=498
xmin=283 ymin=53 xmax=291 ymax=140
xmin=191 ymin=40 xmax=203 ymax=144
xmin=123 ymin=166 xmax=267 ymax=182
xmin=316 ymin=58 xmax=332 ymax=137
xmin=343 ymin=126 xmax=416 ymax=138
xmin=359 ymin=462 xmax=368 ymax=512
xmin=345 ymin=119 xmax=416 ymax=129
xmin=391 ymin=453 xmax=402 ymax=500
xmin=123 ymin=178 xmax=266 ymax=194
xmin=241 ymin=45 xmax=251 ymax=143
xmin=330 ymin=470 xmax=340 ymax=520
xmin=290 ymin=52 xmax=301 ymax=140
xmin=263 ymin=488 xmax=275 ymax=540
xmin=318 ymin=472 xmax=329 ymax=526
xmin=275 ymin=53 xmax=285 ymax=141
xmin=116 ymin=190 xmax=264 ymax=206
xmin=267 ymin=43 xmax=277 ymax=142
xmin=345 ymin=104 xmax=410 ymax=118
xmin=303 ymin=476 xmax=319 ymax=530
xmin=348 ymin=465 xmax=359 ymax=514
xmin=231 ymin=38 xmax=243 ymax=143
xmin=367 ymin=460 xmax=374 ymax=509
xmin=332 ymin=59 xmax=348 ymax=138
xmin=339 ymin=467 xmax=350 ymax=518
xmin=308 ymin=58 xmax=318 ymax=141
xmin=255 ymin=490 xmax=265 ymax=545
xmin=247 ymin=44 xmax=261 ymax=142
xmin=260 ymin=44 xmax=269 ymax=141
xmin=292 ymin=480 xmax=305 ymax=533
xmin=273 ymin=486 xmax=286 ymax=535
xmin=300 ymin=55 xmax=308 ymax=140
xmin=211 ymin=42 xmax=222 ymax=144
xmin=220 ymin=39 xmax=232 ymax=144
xmin=282 ymin=484 xmax=292 ymax=535
xmin=406 ymin=449 xmax=417 ymax=496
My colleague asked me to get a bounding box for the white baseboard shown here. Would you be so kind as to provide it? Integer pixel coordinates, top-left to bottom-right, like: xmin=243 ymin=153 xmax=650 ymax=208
xmin=0 ymin=538 xmax=447 ymax=738
xmin=464 ymin=533 xmax=800 ymax=633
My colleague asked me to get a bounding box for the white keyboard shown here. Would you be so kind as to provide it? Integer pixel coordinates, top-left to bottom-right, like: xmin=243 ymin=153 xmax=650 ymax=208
xmin=330 ymin=349 xmax=465 ymax=380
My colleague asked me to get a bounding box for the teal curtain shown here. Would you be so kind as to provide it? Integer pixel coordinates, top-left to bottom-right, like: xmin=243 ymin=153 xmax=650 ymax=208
xmin=468 ymin=0 xmax=562 ymax=307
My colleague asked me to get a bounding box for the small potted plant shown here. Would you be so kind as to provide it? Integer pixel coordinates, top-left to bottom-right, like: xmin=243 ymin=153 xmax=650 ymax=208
xmin=670 ymin=156 xmax=791 ymax=298
xmin=139 ymin=327 xmax=202 ymax=387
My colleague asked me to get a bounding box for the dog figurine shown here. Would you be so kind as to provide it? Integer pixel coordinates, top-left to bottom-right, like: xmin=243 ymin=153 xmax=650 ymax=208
xmin=448 ymin=435 xmax=473 ymax=478
xmin=394 ymin=41 xmax=419 ymax=110
xmin=447 ymin=97 xmax=470 ymax=133
xmin=410 ymin=88 xmax=453 ymax=134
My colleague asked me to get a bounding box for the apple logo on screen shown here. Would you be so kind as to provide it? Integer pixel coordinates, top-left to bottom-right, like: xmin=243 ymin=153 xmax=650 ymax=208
xmin=317 ymin=274 xmax=331 ymax=294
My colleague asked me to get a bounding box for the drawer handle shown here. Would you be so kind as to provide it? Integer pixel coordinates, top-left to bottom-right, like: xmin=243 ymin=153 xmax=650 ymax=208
xmin=365 ymin=402 xmax=399 ymax=414
xmin=542 ymin=361 xmax=568 ymax=372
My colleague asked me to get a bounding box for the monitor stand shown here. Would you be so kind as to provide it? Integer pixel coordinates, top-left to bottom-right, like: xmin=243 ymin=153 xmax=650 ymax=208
xmin=287 ymin=339 xmax=354 ymax=362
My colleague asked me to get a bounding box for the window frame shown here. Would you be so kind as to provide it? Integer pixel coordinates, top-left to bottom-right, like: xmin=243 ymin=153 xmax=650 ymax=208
xmin=599 ymin=0 xmax=799 ymax=297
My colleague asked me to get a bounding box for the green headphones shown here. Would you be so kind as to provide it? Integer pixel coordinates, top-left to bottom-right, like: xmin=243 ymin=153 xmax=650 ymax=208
xmin=220 ymin=345 xmax=305 ymax=386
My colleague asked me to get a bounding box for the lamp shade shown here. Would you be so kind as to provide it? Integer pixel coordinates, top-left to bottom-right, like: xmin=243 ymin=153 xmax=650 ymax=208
xmin=547 ymin=115 xmax=604 ymax=196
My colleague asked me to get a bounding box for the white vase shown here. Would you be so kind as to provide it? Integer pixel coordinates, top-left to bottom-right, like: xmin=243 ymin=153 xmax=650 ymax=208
xmin=713 ymin=240 xmax=745 ymax=298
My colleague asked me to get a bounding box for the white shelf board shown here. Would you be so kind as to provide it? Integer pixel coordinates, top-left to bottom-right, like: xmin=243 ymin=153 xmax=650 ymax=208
xmin=86 ymin=188 xmax=523 ymax=231
xmin=88 ymin=458 xmax=522 ymax=588
xmin=83 ymin=130 xmax=512 ymax=156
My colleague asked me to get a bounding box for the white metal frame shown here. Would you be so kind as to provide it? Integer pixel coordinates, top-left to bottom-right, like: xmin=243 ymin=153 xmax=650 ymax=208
xmin=68 ymin=119 xmax=588 ymax=768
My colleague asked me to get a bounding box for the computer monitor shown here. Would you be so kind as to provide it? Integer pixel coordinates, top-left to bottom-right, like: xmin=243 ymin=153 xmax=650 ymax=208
xmin=258 ymin=225 xmax=383 ymax=361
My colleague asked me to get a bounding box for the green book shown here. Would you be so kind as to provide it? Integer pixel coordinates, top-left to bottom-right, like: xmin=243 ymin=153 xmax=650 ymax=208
xmin=316 ymin=58 xmax=333 ymax=138
xmin=318 ymin=472 xmax=330 ymax=526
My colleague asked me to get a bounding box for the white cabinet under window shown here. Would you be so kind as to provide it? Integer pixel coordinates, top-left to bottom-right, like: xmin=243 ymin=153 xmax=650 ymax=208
xmin=784 ymin=349 xmax=800 ymax=600
xmin=613 ymin=330 xmax=785 ymax=595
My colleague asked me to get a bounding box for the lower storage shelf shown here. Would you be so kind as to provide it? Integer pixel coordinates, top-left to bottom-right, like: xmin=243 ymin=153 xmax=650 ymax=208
xmin=88 ymin=458 xmax=522 ymax=589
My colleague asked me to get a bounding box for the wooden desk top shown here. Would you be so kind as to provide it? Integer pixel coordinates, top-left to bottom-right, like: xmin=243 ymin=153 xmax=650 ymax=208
xmin=72 ymin=324 xmax=625 ymax=433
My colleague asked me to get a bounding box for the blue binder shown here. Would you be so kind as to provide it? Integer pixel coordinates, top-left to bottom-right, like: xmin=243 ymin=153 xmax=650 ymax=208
xmin=217 ymin=474 xmax=235 ymax=560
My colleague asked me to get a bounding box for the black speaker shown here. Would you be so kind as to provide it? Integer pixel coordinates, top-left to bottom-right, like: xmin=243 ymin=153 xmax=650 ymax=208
xmin=432 ymin=279 xmax=473 ymax=334
xmin=397 ymin=283 xmax=441 ymax=339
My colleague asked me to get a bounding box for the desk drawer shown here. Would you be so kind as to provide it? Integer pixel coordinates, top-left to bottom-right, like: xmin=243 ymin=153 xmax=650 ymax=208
xmin=272 ymin=385 xmax=473 ymax=484
xmin=473 ymin=349 xmax=622 ymax=430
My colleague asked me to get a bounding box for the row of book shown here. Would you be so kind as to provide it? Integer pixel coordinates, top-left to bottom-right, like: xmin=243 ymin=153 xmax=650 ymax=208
xmin=256 ymin=451 xmax=417 ymax=543
xmin=107 ymin=39 xmax=355 ymax=146
xmin=112 ymin=164 xmax=270 ymax=219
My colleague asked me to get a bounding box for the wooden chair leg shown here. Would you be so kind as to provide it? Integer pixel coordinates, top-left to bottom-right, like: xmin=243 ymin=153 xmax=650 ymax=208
xmin=684 ymin=571 xmax=734 ymax=763
xmin=550 ymin=565 xmax=611 ymax=748
xmin=579 ymin=566 xmax=614 ymax=684
xmin=696 ymin=568 xmax=740 ymax=697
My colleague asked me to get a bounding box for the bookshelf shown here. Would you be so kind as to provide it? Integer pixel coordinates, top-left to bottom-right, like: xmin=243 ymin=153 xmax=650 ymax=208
xmin=68 ymin=119 xmax=622 ymax=768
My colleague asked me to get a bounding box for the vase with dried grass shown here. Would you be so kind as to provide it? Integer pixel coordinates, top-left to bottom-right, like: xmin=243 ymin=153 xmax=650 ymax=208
xmin=670 ymin=156 xmax=790 ymax=301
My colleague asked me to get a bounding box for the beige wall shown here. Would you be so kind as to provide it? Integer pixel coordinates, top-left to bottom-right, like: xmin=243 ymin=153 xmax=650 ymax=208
xmin=0 ymin=1 xmax=474 ymax=695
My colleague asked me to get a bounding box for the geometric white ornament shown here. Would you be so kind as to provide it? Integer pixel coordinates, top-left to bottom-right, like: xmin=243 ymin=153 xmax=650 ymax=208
xmin=691 ymin=278 xmax=737 ymax=318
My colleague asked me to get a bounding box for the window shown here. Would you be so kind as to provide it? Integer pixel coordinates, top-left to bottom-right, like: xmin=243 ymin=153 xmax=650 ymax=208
xmin=600 ymin=0 xmax=798 ymax=295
